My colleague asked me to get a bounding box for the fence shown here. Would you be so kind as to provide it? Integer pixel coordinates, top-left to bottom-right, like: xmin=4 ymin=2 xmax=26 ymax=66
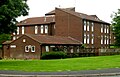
xmin=67 ymin=48 xmax=120 ymax=57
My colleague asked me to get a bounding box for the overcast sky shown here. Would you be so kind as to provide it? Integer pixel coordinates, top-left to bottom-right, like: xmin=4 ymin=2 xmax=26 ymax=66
xmin=17 ymin=0 xmax=120 ymax=23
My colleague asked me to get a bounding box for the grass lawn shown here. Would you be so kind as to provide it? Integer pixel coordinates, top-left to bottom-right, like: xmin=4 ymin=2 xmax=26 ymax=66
xmin=0 ymin=55 xmax=120 ymax=72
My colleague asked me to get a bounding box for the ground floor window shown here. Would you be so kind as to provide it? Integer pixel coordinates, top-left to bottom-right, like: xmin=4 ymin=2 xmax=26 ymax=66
xmin=31 ymin=46 xmax=35 ymax=52
xmin=45 ymin=46 xmax=49 ymax=52
xmin=25 ymin=45 xmax=35 ymax=52
xmin=25 ymin=46 xmax=29 ymax=52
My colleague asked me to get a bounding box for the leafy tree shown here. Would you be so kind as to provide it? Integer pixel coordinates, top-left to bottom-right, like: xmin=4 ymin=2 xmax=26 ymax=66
xmin=111 ymin=9 xmax=120 ymax=46
xmin=0 ymin=0 xmax=29 ymax=34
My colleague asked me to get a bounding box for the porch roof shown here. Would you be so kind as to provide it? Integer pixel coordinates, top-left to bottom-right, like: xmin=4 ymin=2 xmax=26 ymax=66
xmin=25 ymin=34 xmax=82 ymax=45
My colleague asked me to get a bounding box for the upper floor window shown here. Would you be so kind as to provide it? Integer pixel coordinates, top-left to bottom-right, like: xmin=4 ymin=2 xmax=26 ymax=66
xmin=45 ymin=25 xmax=48 ymax=33
xmin=87 ymin=21 xmax=90 ymax=31
xmin=41 ymin=25 xmax=44 ymax=34
xmin=107 ymin=25 xmax=109 ymax=33
xmin=91 ymin=22 xmax=94 ymax=32
xmin=31 ymin=46 xmax=35 ymax=52
xmin=91 ymin=34 xmax=94 ymax=44
xmin=104 ymin=35 xmax=107 ymax=44
xmin=17 ymin=27 xmax=19 ymax=35
xmin=101 ymin=24 xmax=103 ymax=33
xmin=84 ymin=20 xmax=86 ymax=31
xmin=87 ymin=34 xmax=90 ymax=44
xmin=101 ymin=35 xmax=103 ymax=44
xmin=22 ymin=26 xmax=24 ymax=34
xmin=84 ymin=33 xmax=86 ymax=44
xmin=35 ymin=26 xmax=38 ymax=34
xmin=104 ymin=25 xmax=106 ymax=33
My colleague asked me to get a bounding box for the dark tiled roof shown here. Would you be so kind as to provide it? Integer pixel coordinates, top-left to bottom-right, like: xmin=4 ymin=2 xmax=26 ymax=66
xmin=45 ymin=7 xmax=75 ymax=15
xmin=25 ymin=34 xmax=82 ymax=45
xmin=46 ymin=7 xmax=110 ymax=24
xmin=17 ymin=16 xmax=55 ymax=26
xmin=2 ymin=41 xmax=12 ymax=44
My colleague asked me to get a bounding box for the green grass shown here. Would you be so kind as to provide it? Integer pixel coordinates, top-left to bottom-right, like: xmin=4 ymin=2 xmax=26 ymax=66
xmin=0 ymin=55 xmax=120 ymax=72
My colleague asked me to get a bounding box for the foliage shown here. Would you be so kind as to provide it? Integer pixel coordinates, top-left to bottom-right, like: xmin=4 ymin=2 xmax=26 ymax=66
xmin=1 ymin=55 xmax=120 ymax=72
xmin=111 ymin=9 xmax=120 ymax=46
xmin=41 ymin=51 xmax=67 ymax=59
xmin=0 ymin=0 xmax=29 ymax=34
xmin=0 ymin=34 xmax=11 ymax=44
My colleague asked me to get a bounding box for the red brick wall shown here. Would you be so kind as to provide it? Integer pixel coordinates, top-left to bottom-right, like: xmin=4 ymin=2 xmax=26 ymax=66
xmin=9 ymin=35 xmax=41 ymax=59
xmin=55 ymin=8 xmax=83 ymax=42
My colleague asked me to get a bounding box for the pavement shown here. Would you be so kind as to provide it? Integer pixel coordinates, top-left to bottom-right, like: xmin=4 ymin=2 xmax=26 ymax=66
xmin=0 ymin=68 xmax=120 ymax=77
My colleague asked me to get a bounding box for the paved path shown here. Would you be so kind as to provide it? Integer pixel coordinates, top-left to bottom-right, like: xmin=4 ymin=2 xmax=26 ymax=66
xmin=0 ymin=68 xmax=120 ymax=77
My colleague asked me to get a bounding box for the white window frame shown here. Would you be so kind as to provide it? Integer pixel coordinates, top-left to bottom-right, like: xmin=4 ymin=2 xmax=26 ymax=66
xmin=104 ymin=25 xmax=106 ymax=33
xmin=91 ymin=34 xmax=94 ymax=44
xmin=22 ymin=26 xmax=24 ymax=34
xmin=87 ymin=34 xmax=90 ymax=44
xmin=91 ymin=22 xmax=94 ymax=32
xmin=84 ymin=20 xmax=86 ymax=31
xmin=45 ymin=46 xmax=49 ymax=52
xmin=101 ymin=35 xmax=103 ymax=44
xmin=13 ymin=36 xmax=16 ymax=40
xmin=35 ymin=26 xmax=38 ymax=34
xmin=31 ymin=46 xmax=35 ymax=52
xmin=84 ymin=33 xmax=86 ymax=44
xmin=104 ymin=36 xmax=106 ymax=44
xmin=25 ymin=46 xmax=29 ymax=52
xmin=107 ymin=26 xmax=109 ymax=33
xmin=17 ymin=27 xmax=19 ymax=35
xmin=87 ymin=21 xmax=89 ymax=31
xmin=45 ymin=25 xmax=48 ymax=33
xmin=41 ymin=25 xmax=44 ymax=34
xmin=101 ymin=24 xmax=103 ymax=33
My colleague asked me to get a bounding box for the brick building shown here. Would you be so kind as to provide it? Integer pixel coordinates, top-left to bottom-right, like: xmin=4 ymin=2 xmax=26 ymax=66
xmin=2 ymin=7 xmax=111 ymax=59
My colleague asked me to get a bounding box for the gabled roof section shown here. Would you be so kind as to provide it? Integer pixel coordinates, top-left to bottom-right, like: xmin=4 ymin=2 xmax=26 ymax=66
xmin=57 ymin=8 xmax=110 ymax=24
xmin=17 ymin=16 xmax=55 ymax=26
xmin=45 ymin=7 xmax=75 ymax=15
xmin=24 ymin=34 xmax=82 ymax=45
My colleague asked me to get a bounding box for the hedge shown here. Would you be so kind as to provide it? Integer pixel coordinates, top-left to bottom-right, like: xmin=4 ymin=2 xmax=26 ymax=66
xmin=41 ymin=51 xmax=67 ymax=59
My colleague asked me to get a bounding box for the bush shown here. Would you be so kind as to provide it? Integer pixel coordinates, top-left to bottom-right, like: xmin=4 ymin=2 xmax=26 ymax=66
xmin=41 ymin=51 xmax=67 ymax=59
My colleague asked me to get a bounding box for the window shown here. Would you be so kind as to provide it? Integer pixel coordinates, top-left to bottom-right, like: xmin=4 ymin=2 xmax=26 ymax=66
xmin=13 ymin=36 xmax=16 ymax=40
xmin=45 ymin=46 xmax=49 ymax=52
xmin=101 ymin=24 xmax=103 ymax=33
xmin=91 ymin=34 xmax=94 ymax=44
xmin=84 ymin=33 xmax=86 ymax=44
xmin=23 ymin=39 xmax=26 ymax=42
xmin=91 ymin=22 xmax=94 ymax=32
xmin=107 ymin=26 xmax=109 ymax=33
xmin=45 ymin=25 xmax=48 ymax=33
xmin=25 ymin=46 xmax=29 ymax=52
xmin=107 ymin=36 xmax=109 ymax=44
xmin=41 ymin=25 xmax=44 ymax=34
xmin=17 ymin=27 xmax=19 ymax=35
xmin=13 ymin=32 xmax=15 ymax=35
xmin=104 ymin=25 xmax=106 ymax=33
xmin=84 ymin=20 xmax=86 ymax=31
xmin=87 ymin=21 xmax=89 ymax=31
xmin=87 ymin=34 xmax=90 ymax=44
xmin=22 ymin=26 xmax=24 ymax=34
xmin=10 ymin=45 xmax=16 ymax=48
xmin=101 ymin=35 xmax=103 ymax=44
xmin=35 ymin=26 xmax=38 ymax=34
xmin=104 ymin=36 xmax=106 ymax=44
xmin=31 ymin=46 xmax=35 ymax=52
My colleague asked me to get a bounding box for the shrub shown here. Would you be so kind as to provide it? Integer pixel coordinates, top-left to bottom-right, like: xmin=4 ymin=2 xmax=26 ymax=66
xmin=41 ymin=51 xmax=67 ymax=59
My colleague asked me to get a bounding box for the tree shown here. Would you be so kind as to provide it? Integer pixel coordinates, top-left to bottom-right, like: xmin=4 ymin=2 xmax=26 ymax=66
xmin=111 ymin=9 xmax=120 ymax=46
xmin=0 ymin=0 xmax=29 ymax=34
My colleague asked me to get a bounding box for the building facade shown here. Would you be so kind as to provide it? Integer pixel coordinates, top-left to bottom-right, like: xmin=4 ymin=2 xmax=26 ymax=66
xmin=2 ymin=7 xmax=111 ymax=59
xmin=13 ymin=7 xmax=111 ymax=48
